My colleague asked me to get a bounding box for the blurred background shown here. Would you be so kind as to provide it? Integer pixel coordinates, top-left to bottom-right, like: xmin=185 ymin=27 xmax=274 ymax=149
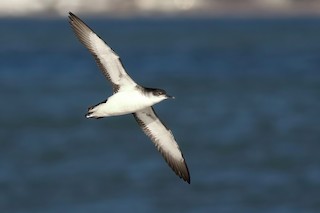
xmin=1 ymin=0 xmax=320 ymax=213
xmin=2 ymin=0 xmax=320 ymax=17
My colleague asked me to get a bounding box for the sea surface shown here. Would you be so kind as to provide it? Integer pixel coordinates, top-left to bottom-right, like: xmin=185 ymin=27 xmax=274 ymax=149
xmin=0 ymin=17 xmax=320 ymax=213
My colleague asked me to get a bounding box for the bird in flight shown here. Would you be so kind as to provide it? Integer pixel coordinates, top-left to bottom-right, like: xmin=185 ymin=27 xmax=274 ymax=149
xmin=68 ymin=12 xmax=190 ymax=183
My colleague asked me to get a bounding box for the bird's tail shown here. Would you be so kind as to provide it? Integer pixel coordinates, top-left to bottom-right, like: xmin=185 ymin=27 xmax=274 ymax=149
xmin=85 ymin=106 xmax=102 ymax=119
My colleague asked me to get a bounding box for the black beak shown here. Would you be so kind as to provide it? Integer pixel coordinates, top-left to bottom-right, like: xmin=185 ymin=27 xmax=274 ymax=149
xmin=166 ymin=94 xmax=175 ymax=99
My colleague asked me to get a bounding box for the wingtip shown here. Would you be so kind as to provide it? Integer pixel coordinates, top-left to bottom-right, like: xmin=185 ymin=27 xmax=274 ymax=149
xmin=173 ymin=159 xmax=191 ymax=184
xmin=68 ymin=12 xmax=75 ymax=23
xmin=183 ymin=166 xmax=191 ymax=184
xmin=68 ymin=11 xmax=74 ymax=17
xmin=183 ymin=174 xmax=191 ymax=184
xmin=68 ymin=12 xmax=79 ymax=22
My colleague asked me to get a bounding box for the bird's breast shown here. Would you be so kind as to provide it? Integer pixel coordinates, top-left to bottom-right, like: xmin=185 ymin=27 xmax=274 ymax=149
xmin=101 ymin=91 xmax=152 ymax=116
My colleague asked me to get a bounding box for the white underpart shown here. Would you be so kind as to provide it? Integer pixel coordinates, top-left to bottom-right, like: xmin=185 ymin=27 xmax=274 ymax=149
xmin=87 ymin=90 xmax=167 ymax=117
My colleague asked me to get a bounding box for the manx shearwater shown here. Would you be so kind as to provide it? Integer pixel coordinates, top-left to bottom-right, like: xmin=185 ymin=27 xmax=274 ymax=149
xmin=68 ymin=12 xmax=190 ymax=183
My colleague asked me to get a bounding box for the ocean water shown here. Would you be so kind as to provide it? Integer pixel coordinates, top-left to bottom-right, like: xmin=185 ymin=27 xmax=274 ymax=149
xmin=1 ymin=17 xmax=320 ymax=213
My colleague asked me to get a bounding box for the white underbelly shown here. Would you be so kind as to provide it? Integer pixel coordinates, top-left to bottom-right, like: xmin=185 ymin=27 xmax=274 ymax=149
xmin=97 ymin=91 xmax=152 ymax=116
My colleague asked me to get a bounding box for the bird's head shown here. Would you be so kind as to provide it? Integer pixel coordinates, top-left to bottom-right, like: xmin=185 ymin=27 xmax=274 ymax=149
xmin=152 ymin=88 xmax=175 ymax=99
xmin=145 ymin=88 xmax=175 ymax=104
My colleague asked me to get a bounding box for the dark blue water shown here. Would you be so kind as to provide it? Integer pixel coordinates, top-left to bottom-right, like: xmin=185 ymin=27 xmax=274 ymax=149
xmin=1 ymin=17 xmax=320 ymax=213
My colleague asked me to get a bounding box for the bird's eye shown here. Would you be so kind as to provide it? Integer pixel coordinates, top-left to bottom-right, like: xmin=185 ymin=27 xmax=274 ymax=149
xmin=153 ymin=90 xmax=164 ymax=96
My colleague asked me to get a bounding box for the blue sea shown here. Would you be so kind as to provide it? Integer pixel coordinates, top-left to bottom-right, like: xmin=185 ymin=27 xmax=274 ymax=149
xmin=1 ymin=17 xmax=320 ymax=213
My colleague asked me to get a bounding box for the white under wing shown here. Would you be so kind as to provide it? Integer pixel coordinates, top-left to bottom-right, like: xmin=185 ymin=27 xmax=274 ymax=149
xmin=69 ymin=12 xmax=136 ymax=93
xmin=133 ymin=107 xmax=190 ymax=183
